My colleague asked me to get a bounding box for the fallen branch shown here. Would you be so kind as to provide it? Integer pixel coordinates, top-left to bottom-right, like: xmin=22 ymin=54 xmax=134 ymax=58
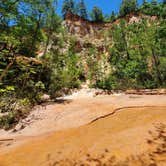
xmin=0 ymin=138 xmax=14 ymax=142
xmin=0 ymin=54 xmax=15 ymax=83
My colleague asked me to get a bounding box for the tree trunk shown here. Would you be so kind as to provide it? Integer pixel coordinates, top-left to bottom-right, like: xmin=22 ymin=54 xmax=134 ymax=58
xmin=151 ymin=47 xmax=162 ymax=86
xmin=43 ymin=30 xmax=51 ymax=57
xmin=0 ymin=57 xmax=15 ymax=83
xmin=0 ymin=45 xmax=16 ymax=82
xmin=30 ymin=13 xmax=42 ymax=56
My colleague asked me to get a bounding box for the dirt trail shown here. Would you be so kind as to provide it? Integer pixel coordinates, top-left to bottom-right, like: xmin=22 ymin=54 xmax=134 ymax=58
xmin=0 ymin=94 xmax=166 ymax=166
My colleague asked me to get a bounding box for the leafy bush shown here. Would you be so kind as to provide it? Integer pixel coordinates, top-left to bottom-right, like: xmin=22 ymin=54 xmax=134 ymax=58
xmin=0 ymin=112 xmax=16 ymax=130
xmin=0 ymin=92 xmax=32 ymax=129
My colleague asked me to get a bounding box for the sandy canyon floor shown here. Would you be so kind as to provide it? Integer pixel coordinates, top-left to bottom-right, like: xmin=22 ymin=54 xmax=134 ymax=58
xmin=0 ymin=92 xmax=166 ymax=166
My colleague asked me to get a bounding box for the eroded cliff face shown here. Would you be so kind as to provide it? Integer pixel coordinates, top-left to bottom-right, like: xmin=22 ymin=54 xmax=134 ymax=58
xmin=62 ymin=12 xmax=109 ymax=36
xmin=61 ymin=12 xmax=158 ymax=84
xmin=62 ymin=12 xmax=143 ymax=37
xmin=62 ymin=12 xmax=114 ymax=55
xmin=62 ymin=12 xmax=157 ymax=55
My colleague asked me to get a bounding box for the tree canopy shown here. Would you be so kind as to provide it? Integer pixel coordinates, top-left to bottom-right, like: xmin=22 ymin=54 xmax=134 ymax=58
xmin=90 ymin=6 xmax=104 ymax=22
xmin=119 ymin=0 xmax=138 ymax=16
xmin=62 ymin=0 xmax=75 ymax=17
xmin=77 ymin=0 xmax=88 ymax=19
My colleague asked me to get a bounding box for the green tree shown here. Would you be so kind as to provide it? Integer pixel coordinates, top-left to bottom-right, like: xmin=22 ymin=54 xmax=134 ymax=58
xmin=90 ymin=6 xmax=104 ymax=22
xmin=119 ymin=0 xmax=138 ymax=16
xmin=142 ymin=0 xmax=149 ymax=8
xmin=77 ymin=0 xmax=88 ymax=19
xmin=140 ymin=0 xmax=150 ymax=14
xmin=0 ymin=0 xmax=19 ymax=29
xmin=43 ymin=35 xmax=82 ymax=97
xmin=0 ymin=0 xmax=59 ymax=96
xmin=62 ymin=0 xmax=75 ymax=17
xmin=141 ymin=0 xmax=162 ymax=16
xmin=161 ymin=0 xmax=166 ymax=17
xmin=7 ymin=0 xmax=58 ymax=57
xmin=150 ymin=0 xmax=161 ymax=16
xmin=110 ymin=11 xmax=116 ymax=22
xmin=151 ymin=0 xmax=158 ymax=6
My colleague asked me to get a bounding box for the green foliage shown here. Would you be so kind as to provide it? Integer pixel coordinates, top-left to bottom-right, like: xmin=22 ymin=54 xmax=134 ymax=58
xmin=0 ymin=112 xmax=16 ymax=130
xmin=0 ymin=0 xmax=58 ymax=58
xmin=119 ymin=0 xmax=138 ymax=16
xmin=110 ymin=11 xmax=116 ymax=22
xmin=94 ymin=19 xmax=166 ymax=90
xmin=0 ymin=94 xmax=31 ymax=130
xmin=0 ymin=0 xmax=59 ymax=100
xmin=140 ymin=0 xmax=165 ymax=17
xmin=90 ymin=6 xmax=104 ymax=22
xmin=77 ymin=0 xmax=88 ymax=19
xmin=0 ymin=61 xmax=45 ymax=102
xmin=86 ymin=47 xmax=99 ymax=85
xmin=41 ymin=34 xmax=83 ymax=98
xmin=0 ymin=0 xmax=18 ymax=29
xmin=62 ymin=0 xmax=75 ymax=17
xmin=0 ymin=86 xmax=15 ymax=93
xmin=161 ymin=0 xmax=166 ymax=17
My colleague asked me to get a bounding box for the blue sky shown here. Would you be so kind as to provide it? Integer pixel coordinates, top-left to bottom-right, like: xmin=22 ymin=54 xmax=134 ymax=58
xmin=56 ymin=0 xmax=163 ymax=16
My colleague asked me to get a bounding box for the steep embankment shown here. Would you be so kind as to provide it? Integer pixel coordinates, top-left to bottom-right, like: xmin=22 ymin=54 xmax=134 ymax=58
xmin=0 ymin=94 xmax=166 ymax=165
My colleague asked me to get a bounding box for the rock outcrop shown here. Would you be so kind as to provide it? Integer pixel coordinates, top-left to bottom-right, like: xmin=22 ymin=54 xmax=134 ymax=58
xmin=62 ymin=12 xmax=108 ymax=36
xmin=62 ymin=12 xmax=143 ymax=36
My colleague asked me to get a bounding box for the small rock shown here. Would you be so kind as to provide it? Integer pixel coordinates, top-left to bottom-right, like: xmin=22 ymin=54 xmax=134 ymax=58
xmin=14 ymin=123 xmax=25 ymax=131
xmin=41 ymin=94 xmax=50 ymax=102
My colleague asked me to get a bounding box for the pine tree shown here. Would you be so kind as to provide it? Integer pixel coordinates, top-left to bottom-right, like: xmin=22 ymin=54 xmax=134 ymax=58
xmin=141 ymin=0 xmax=150 ymax=14
xmin=151 ymin=0 xmax=157 ymax=6
xmin=161 ymin=0 xmax=166 ymax=17
xmin=90 ymin=6 xmax=104 ymax=22
xmin=142 ymin=0 xmax=148 ymax=6
xmin=110 ymin=11 xmax=116 ymax=22
xmin=119 ymin=0 xmax=138 ymax=16
xmin=150 ymin=0 xmax=160 ymax=16
xmin=62 ymin=0 xmax=75 ymax=17
xmin=77 ymin=0 xmax=88 ymax=19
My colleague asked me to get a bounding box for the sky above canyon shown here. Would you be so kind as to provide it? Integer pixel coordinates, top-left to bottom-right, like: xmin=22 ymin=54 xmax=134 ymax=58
xmin=56 ymin=0 xmax=163 ymax=16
